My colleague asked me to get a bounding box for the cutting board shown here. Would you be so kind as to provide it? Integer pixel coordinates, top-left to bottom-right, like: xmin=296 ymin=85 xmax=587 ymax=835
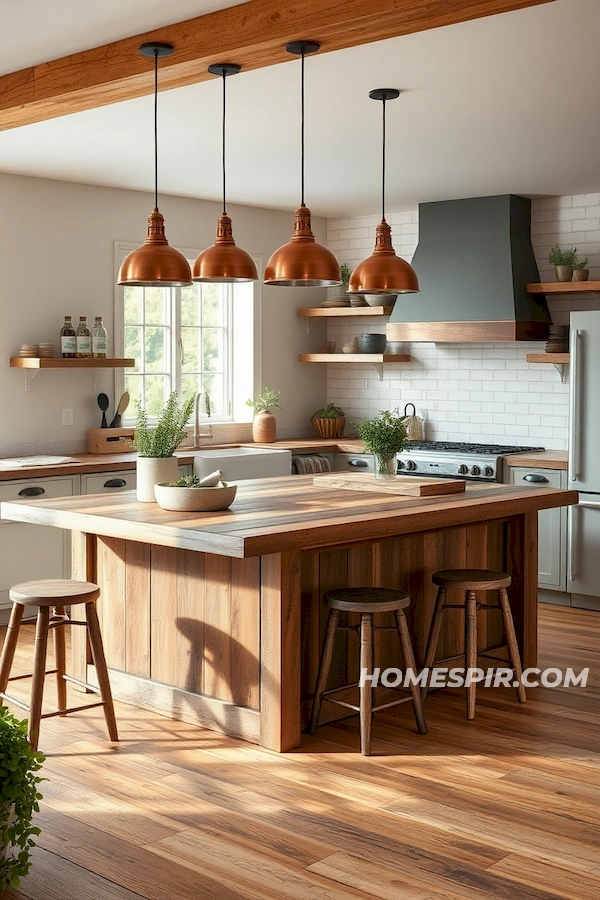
xmin=313 ymin=473 xmax=466 ymax=497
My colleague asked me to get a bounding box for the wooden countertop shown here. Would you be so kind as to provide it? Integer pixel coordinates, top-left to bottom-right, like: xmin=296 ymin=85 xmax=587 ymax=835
xmin=504 ymin=451 xmax=568 ymax=470
xmin=0 ymin=476 xmax=577 ymax=559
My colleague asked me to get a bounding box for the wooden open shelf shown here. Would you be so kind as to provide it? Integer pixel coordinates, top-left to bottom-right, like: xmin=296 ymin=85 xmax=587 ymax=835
xmin=297 ymin=306 xmax=393 ymax=317
xmin=527 ymin=282 xmax=600 ymax=293
xmin=299 ymin=353 xmax=411 ymax=363
xmin=526 ymin=353 xmax=570 ymax=364
xmin=10 ymin=357 xmax=135 ymax=368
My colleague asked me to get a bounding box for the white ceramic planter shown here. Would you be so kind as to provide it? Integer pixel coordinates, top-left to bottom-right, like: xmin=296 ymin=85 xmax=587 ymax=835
xmin=136 ymin=456 xmax=179 ymax=502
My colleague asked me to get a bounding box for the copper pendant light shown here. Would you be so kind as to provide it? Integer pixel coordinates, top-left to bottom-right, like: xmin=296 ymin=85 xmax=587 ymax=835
xmin=348 ymin=89 xmax=419 ymax=296
xmin=264 ymin=41 xmax=341 ymax=288
xmin=193 ymin=64 xmax=258 ymax=283
xmin=118 ymin=42 xmax=192 ymax=287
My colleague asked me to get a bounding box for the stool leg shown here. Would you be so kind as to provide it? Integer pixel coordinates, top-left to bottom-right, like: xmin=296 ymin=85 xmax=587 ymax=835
xmin=465 ymin=590 xmax=478 ymax=720
xmin=395 ymin=610 xmax=427 ymax=735
xmin=359 ymin=613 xmax=373 ymax=756
xmin=498 ymin=588 xmax=526 ymax=704
xmin=85 ymin=602 xmax=119 ymax=742
xmin=0 ymin=603 xmax=24 ymax=704
xmin=309 ymin=609 xmax=340 ymax=735
xmin=53 ymin=606 xmax=67 ymax=714
xmin=29 ymin=607 xmax=50 ymax=752
xmin=421 ymin=586 xmax=447 ymax=700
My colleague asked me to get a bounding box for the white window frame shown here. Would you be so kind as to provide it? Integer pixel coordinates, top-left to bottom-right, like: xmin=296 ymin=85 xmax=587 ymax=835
xmin=114 ymin=242 xmax=262 ymax=424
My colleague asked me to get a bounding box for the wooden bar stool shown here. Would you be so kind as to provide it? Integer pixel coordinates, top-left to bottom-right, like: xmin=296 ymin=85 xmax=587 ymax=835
xmin=0 ymin=579 xmax=119 ymax=751
xmin=422 ymin=569 xmax=527 ymax=720
xmin=309 ymin=587 xmax=427 ymax=755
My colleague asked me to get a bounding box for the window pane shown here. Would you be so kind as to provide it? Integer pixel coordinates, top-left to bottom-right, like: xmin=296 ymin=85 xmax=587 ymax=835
xmin=181 ymin=374 xmax=202 ymax=406
xmin=144 ymin=375 xmax=169 ymax=417
xmin=125 ymin=374 xmax=143 ymax=411
xmin=144 ymin=327 xmax=166 ymax=373
xmin=125 ymin=326 xmax=142 ymax=372
xmin=144 ymin=287 xmax=167 ymax=325
xmin=202 ymin=285 xmax=222 ymax=326
xmin=181 ymin=327 xmax=201 ymax=373
xmin=203 ymin=328 xmax=224 ymax=372
xmin=203 ymin=373 xmax=224 ymax=416
xmin=124 ymin=287 xmax=143 ymax=324
xmin=181 ymin=286 xmax=200 ymax=326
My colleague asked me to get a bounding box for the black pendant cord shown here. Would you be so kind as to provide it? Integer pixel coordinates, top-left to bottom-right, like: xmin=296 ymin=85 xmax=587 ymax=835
xmin=222 ymin=72 xmax=227 ymax=215
xmin=381 ymin=97 xmax=386 ymax=223
xmin=153 ymin=48 xmax=159 ymax=211
xmin=300 ymin=48 xmax=305 ymax=207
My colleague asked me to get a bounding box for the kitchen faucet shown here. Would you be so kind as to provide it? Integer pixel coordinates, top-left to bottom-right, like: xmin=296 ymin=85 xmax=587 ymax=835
xmin=193 ymin=391 xmax=213 ymax=447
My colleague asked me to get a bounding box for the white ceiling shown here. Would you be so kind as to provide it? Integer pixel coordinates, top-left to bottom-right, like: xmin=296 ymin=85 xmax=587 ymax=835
xmin=0 ymin=0 xmax=598 ymax=217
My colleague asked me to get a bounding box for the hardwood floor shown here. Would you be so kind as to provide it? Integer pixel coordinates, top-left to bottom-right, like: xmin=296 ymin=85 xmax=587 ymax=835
xmin=1 ymin=604 xmax=599 ymax=900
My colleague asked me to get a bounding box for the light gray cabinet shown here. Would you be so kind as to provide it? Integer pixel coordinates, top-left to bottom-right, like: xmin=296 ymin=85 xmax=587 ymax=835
xmin=509 ymin=466 xmax=567 ymax=591
xmin=334 ymin=452 xmax=376 ymax=474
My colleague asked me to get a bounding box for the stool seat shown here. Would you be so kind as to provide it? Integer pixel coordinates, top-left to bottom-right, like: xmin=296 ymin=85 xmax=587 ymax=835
xmin=325 ymin=587 xmax=411 ymax=613
xmin=9 ymin=579 xmax=100 ymax=607
xmin=432 ymin=569 xmax=511 ymax=591
xmin=0 ymin=578 xmax=118 ymax=750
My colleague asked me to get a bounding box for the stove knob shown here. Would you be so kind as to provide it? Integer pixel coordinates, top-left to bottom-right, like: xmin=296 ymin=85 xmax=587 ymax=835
xmin=405 ymin=459 xmax=417 ymax=471
xmin=397 ymin=460 xmax=405 ymax=470
xmin=470 ymin=465 xmax=481 ymax=476
xmin=483 ymin=465 xmax=494 ymax=478
xmin=458 ymin=464 xmax=469 ymax=475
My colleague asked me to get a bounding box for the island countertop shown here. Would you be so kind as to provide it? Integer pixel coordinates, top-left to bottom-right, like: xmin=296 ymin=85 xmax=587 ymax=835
xmin=0 ymin=476 xmax=578 ymax=559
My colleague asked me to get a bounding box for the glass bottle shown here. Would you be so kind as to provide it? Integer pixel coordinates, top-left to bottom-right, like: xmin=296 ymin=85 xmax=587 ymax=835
xmin=60 ymin=316 xmax=76 ymax=358
xmin=76 ymin=316 xmax=92 ymax=358
xmin=92 ymin=316 xmax=107 ymax=358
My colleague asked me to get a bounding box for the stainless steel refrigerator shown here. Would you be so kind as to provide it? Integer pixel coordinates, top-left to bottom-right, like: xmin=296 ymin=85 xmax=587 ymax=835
xmin=568 ymin=310 xmax=600 ymax=605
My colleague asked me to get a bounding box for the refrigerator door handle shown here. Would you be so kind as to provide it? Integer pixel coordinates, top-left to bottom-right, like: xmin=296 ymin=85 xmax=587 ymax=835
xmin=577 ymin=500 xmax=600 ymax=509
xmin=569 ymin=329 xmax=582 ymax=482
xmin=568 ymin=505 xmax=578 ymax=582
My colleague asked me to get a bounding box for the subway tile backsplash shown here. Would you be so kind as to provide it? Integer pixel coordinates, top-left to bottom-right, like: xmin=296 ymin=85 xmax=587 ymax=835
xmin=326 ymin=194 xmax=600 ymax=449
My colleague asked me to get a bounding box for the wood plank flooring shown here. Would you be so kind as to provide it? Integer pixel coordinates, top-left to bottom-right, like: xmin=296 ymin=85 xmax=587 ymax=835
xmin=1 ymin=604 xmax=599 ymax=900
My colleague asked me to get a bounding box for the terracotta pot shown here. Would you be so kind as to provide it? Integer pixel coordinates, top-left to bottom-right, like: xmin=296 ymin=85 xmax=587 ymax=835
xmin=573 ymin=268 xmax=590 ymax=282
xmin=554 ymin=265 xmax=573 ymax=283
xmin=253 ymin=411 xmax=276 ymax=443
xmin=136 ymin=456 xmax=179 ymax=502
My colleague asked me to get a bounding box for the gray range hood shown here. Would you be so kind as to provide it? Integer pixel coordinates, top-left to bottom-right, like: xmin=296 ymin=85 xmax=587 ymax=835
xmin=387 ymin=194 xmax=551 ymax=342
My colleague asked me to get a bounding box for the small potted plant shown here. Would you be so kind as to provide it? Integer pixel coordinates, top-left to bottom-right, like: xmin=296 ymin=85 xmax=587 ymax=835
xmin=0 ymin=708 xmax=45 ymax=893
xmin=310 ymin=403 xmax=346 ymax=439
xmin=548 ymin=245 xmax=578 ymax=282
xmin=246 ymin=388 xmax=280 ymax=443
xmin=356 ymin=408 xmax=407 ymax=479
xmin=573 ymin=255 xmax=590 ymax=282
xmin=127 ymin=391 xmax=195 ymax=502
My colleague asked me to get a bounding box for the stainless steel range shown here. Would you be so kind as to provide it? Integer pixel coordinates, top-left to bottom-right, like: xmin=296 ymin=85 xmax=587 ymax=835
xmin=396 ymin=441 xmax=545 ymax=482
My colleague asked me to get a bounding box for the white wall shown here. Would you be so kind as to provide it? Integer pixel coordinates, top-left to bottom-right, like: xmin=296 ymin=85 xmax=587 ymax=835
xmin=326 ymin=193 xmax=600 ymax=450
xmin=0 ymin=172 xmax=328 ymax=456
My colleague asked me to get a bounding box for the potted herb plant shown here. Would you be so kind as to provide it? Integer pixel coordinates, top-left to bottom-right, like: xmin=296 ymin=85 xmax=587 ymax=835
xmin=0 ymin=707 xmax=45 ymax=893
xmin=356 ymin=408 xmax=407 ymax=479
xmin=548 ymin=245 xmax=578 ymax=282
xmin=246 ymin=388 xmax=280 ymax=443
xmin=310 ymin=403 xmax=346 ymax=439
xmin=128 ymin=391 xmax=195 ymax=502
xmin=573 ymin=255 xmax=590 ymax=282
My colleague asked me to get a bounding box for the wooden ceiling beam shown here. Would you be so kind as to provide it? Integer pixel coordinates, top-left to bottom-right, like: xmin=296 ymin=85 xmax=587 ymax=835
xmin=0 ymin=0 xmax=555 ymax=131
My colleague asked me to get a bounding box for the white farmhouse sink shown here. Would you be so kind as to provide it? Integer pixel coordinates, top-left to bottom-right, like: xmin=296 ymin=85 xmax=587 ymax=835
xmin=192 ymin=447 xmax=292 ymax=481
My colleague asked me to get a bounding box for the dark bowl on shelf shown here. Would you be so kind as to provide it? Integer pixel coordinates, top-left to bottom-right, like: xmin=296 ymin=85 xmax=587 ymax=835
xmin=358 ymin=333 xmax=387 ymax=353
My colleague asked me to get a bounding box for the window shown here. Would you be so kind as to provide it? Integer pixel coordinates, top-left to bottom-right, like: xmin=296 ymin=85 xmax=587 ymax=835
xmin=114 ymin=243 xmax=260 ymax=423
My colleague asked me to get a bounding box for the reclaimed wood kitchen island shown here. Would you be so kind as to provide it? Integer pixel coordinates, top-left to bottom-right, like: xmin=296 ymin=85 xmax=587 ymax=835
xmin=1 ymin=476 xmax=577 ymax=752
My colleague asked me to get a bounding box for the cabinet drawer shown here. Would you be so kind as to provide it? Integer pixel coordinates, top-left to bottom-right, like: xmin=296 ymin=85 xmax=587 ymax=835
xmin=509 ymin=466 xmax=566 ymax=591
xmin=82 ymin=471 xmax=137 ymax=494
xmin=335 ymin=452 xmax=375 ymax=474
xmin=0 ymin=475 xmax=77 ymax=522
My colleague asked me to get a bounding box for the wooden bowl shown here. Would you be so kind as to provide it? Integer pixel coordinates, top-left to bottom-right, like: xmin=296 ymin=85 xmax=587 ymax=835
xmin=154 ymin=482 xmax=237 ymax=511
xmin=310 ymin=417 xmax=346 ymax=439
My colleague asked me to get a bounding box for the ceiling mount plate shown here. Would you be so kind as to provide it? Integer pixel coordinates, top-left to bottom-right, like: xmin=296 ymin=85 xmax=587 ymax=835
xmin=369 ymin=88 xmax=400 ymax=102
xmin=286 ymin=40 xmax=320 ymax=56
xmin=208 ymin=63 xmax=241 ymax=77
xmin=139 ymin=42 xmax=174 ymax=58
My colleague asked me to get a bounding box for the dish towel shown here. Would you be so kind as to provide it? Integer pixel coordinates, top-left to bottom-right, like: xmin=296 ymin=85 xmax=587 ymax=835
xmin=292 ymin=455 xmax=332 ymax=475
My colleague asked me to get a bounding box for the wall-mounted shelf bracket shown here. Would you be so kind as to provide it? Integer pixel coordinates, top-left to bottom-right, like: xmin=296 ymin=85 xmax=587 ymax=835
xmin=24 ymin=370 xmax=39 ymax=392
xmin=368 ymin=363 xmax=384 ymax=380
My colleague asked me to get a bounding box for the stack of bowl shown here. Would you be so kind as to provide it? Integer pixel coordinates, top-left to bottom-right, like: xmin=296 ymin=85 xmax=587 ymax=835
xmin=545 ymin=324 xmax=569 ymax=353
xmin=38 ymin=343 xmax=54 ymax=358
xmin=19 ymin=343 xmax=39 ymax=358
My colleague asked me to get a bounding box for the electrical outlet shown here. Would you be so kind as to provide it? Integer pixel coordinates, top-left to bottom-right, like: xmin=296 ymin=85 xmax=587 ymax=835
xmin=360 ymin=379 xmax=369 ymax=390
xmin=61 ymin=408 xmax=73 ymax=427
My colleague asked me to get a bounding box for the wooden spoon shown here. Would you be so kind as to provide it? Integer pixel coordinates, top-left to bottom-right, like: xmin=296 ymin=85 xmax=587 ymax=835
xmin=109 ymin=391 xmax=130 ymax=428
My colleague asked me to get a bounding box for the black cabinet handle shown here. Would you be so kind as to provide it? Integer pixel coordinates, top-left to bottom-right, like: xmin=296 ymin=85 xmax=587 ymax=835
xmin=523 ymin=474 xmax=549 ymax=483
xmin=349 ymin=459 xmax=369 ymax=467
xmin=18 ymin=486 xmax=45 ymax=497
xmin=103 ymin=478 xmax=127 ymax=489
